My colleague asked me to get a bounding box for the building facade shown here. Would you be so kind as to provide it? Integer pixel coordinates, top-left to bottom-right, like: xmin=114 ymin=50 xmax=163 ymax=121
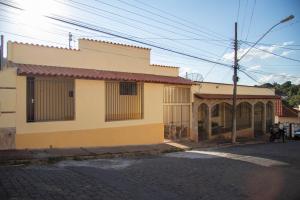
xmin=0 ymin=39 xmax=193 ymax=149
xmin=0 ymin=39 xmax=278 ymax=149
xmin=191 ymin=82 xmax=278 ymax=141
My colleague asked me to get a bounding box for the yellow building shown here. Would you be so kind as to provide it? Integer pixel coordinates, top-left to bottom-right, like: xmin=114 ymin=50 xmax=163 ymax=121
xmin=0 ymin=39 xmax=193 ymax=149
xmin=0 ymin=39 xmax=278 ymax=149
xmin=191 ymin=82 xmax=278 ymax=141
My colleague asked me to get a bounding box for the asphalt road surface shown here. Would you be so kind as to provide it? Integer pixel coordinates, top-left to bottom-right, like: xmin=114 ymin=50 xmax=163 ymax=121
xmin=0 ymin=141 xmax=299 ymax=200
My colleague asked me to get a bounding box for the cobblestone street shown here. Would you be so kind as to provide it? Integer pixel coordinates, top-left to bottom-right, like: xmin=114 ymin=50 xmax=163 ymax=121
xmin=1 ymin=141 xmax=300 ymax=200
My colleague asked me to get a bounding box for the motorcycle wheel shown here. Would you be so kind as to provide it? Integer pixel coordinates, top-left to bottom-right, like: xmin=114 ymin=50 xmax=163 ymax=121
xmin=269 ymin=135 xmax=275 ymax=142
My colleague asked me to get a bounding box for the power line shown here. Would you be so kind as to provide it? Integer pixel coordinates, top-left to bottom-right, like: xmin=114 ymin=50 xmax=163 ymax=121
xmin=241 ymin=40 xmax=300 ymax=47
xmin=92 ymin=0 xmax=229 ymax=46
xmin=245 ymin=0 xmax=256 ymax=41
xmin=236 ymin=0 xmax=240 ymax=22
xmin=0 ymin=2 xmax=226 ymax=61
xmin=203 ymin=46 xmax=231 ymax=80
xmin=240 ymin=41 xmax=300 ymax=63
xmin=241 ymin=68 xmax=300 ymax=79
xmin=240 ymin=0 xmax=249 ymax=39
xmin=0 ymin=1 xmax=233 ymax=68
xmin=129 ymin=0 xmax=230 ymax=41
xmin=54 ymin=0 xmax=228 ymax=59
xmin=49 ymin=16 xmax=233 ymax=67
xmin=239 ymin=69 xmax=262 ymax=84
xmin=240 ymin=40 xmax=300 ymax=50
xmin=259 ymin=64 xmax=300 ymax=67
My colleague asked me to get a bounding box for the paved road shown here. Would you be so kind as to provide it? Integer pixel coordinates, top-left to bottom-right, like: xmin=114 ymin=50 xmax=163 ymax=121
xmin=0 ymin=141 xmax=299 ymax=200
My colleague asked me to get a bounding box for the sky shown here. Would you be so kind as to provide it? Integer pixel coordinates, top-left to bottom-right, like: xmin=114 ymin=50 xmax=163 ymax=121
xmin=0 ymin=0 xmax=299 ymax=85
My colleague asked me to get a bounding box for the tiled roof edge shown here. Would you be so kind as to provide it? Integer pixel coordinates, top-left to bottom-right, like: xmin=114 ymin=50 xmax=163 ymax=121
xmin=9 ymin=41 xmax=79 ymax=51
xmin=150 ymin=64 xmax=179 ymax=69
xmin=79 ymin=38 xmax=151 ymax=50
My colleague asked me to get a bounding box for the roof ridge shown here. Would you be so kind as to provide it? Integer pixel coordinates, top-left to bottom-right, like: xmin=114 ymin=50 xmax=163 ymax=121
xmin=79 ymin=38 xmax=151 ymax=50
xmin=9 ymin=41 xmax=79 ymax=51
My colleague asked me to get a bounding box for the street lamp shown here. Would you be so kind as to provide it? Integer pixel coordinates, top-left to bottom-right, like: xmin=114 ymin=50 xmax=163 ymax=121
xmin=231 ymin=15 xmax=294 ymax=144
xmin=238 ymin=15 xmax=294 ymax=61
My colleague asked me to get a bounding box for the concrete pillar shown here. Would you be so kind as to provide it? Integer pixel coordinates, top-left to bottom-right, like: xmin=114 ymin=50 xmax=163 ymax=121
xmin=251 ymin=103 xmax=255 ymax=137
xmin=272 ymin=101 xmax=275 ymax=125
xmin=207 ymin=104 xmax=212 ymax=139
xmin=192 ymin=103 xmax=199 ymax=142
xmin=262 ymin=103 xmax=267 ymax=134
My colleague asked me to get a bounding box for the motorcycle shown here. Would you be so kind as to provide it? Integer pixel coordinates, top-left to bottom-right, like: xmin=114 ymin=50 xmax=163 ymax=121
xmin=269 ymin=123 xmax=285 ymax=143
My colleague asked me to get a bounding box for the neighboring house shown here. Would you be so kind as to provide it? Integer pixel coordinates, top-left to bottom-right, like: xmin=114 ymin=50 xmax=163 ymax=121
xmin=191 ymin=82 xmax=279 ymax=140
xmin=0 ymin=39 xmax=279 ymax=149
xmin=275 ymin=99 xmax=300 ymax=123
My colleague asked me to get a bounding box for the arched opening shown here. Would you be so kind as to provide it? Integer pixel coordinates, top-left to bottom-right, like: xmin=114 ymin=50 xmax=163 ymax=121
xmin=254 ymin=102 xmax=264 ymax=137
xmin=211 ymin=102 xmax=232 ymax=135
xmin=266 ymin=101 xmax=274 ymax=133
xmin=198 ymin=103 xmax=209 ymax=140
xmin=237 ymin=102 xmax=252 ymax=130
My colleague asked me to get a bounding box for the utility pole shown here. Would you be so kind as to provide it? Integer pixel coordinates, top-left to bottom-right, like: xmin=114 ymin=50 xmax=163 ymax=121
xmin=0 ymin=35 xmax=3 ymax=70
xmin=232 ymin=22 xmax=238 ymax=143
xmin=68 ymin=32 xmax=72 ymax=49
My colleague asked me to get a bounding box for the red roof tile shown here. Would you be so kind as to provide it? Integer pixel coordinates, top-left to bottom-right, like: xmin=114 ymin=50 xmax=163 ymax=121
xmin=80 ymin=38 xmax=151 ymax=50
xmin=275 ymin=99 xmax=299 ymax=117
xmin=195 ymin=93 xmax=280 ymax=100
xmin=13 ymin=62 xmax=193 ymax=85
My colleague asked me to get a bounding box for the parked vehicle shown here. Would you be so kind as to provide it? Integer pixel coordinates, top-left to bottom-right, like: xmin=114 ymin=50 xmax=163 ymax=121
xmin=294 ymin=129 xmax=300 ymax=139
xmin=269 ymin=123 xmax=285 ymax=142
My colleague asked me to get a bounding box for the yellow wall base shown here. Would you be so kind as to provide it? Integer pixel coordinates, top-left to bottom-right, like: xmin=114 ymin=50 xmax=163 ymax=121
xmin=16 ymin=123 xmax=164 ymax=149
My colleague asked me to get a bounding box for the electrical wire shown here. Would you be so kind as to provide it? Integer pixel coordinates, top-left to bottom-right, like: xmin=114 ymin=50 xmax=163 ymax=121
xmin=240 ymin=41 xmax=300 ymax=63
xmin=240 ymin=0 xmax=249 ymax=39
xmin=54 ymin=0 xmax=227 ymax=59
xmin=0 ymin=1 xmax=234 ymax=68
xmin=239 ymin=40 xmax=300 ymax=50
xmin=121 ymin=0 xmax=230 ymax=41
xmin=245 ymin=0 xmax=256 ymax=41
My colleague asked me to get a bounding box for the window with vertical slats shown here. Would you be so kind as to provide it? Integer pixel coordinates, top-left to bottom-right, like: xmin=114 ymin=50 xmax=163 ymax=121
xmin=27 ymin=77 xmax=75 ymax=122
xmin=105 ymin=81 xmax=143 ymax=121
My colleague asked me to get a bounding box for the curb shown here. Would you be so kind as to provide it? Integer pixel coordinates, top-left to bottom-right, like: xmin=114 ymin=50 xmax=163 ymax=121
xmin=0 ymin=146 xmax=183 ymax=166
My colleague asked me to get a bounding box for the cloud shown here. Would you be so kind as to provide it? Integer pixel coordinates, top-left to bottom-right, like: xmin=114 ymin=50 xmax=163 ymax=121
xmin=258 ymin=73 xmax=300 ymax=84
xmin=282 ymin=41 xmax=294 ymax=46
xmin=246 ymin=65 xmax=261 ymax=70
xmin=280 ymin=51 xmax=292 ymax=56
xmin=222 ymin=41 xmax=295 ymax=62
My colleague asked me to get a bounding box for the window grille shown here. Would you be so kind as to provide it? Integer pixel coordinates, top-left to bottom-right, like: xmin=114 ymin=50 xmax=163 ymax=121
xmin=106 ymin=81 xmax=143 ymax=121
xmin=27 ymin=77 xmax=75 ymax=122
xmin=120 ymin=82 xmax=137 ymax=95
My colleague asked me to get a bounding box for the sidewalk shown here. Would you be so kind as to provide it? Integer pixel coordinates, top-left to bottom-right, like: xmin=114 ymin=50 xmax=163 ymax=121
xmin=0 ymin=136 xmax=268 ymax=165
xmin=0 ymin=143 xmax=182 ymax=165
xmin=167 ymin=135 xmax=269 ymax=150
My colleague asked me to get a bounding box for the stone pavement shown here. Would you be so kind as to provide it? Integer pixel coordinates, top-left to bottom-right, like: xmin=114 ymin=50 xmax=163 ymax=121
xmin=0 ymin=141 xmax=299 ymax=200
xmin=0 ymin=136 xmax=269 ymax=165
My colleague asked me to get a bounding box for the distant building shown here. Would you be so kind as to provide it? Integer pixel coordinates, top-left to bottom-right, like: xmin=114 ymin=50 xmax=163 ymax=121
xmin=275 ymin=100 xmax=300 ymax=124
